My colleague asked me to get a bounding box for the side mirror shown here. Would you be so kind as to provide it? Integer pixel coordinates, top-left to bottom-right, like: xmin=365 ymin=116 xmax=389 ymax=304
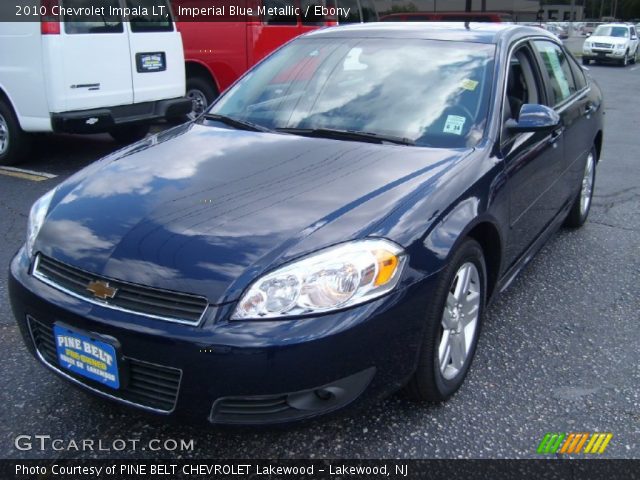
xmin=586 ymin=32 xmax=592 ymax=37
xmin=505 ymin=104 xmax=560 ymax=133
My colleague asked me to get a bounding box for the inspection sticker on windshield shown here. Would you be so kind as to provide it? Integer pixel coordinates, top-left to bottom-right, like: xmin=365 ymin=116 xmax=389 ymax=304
xmin=461 ymin=79 xmax=479 ymax=91
xmin=444 ymin=115 xmax=466 ymax=135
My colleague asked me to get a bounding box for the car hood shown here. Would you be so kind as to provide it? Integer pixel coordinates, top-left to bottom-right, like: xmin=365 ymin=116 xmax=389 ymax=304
xmin=36 ymin=123 xmax=468 ymax=304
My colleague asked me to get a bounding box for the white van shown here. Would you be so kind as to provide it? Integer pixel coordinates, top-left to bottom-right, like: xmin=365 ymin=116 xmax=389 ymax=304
xmin=0 ymin=0 xmax=190 ymax=165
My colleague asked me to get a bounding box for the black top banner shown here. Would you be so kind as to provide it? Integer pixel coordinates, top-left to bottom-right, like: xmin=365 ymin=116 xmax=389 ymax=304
xmin=2 ymin=0 xmax=339 ymax=23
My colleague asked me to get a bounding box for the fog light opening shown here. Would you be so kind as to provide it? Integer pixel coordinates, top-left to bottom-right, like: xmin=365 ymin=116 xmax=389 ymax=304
xmin=314 ymin=388 xmax=335 ymax=401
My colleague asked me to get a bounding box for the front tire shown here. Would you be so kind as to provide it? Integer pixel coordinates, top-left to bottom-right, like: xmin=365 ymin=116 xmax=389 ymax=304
xmin=621 ymin=51 xmax=629 ymax=67
xmin=565 ymin=147 xmax=596 ymax=228
xmin=186 ymin=76 xmax=218 ymax=120
xmin=0 ymin=97 xmax=30 ymax=166
xmin=405 ymin=239 xmax=486 ymax=402
xmin=582 ymin=57 xmax=590 ymax=65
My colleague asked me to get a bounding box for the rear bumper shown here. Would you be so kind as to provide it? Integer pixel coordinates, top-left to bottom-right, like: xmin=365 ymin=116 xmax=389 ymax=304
xmin=51 ymin=97 xmax=191 ymax=134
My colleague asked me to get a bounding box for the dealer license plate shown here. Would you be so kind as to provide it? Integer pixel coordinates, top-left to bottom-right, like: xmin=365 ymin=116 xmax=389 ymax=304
xmin=136 ymin=52 xmax=166 ymax=72
xmin=53 ymin=325 xmax=120 ymax=389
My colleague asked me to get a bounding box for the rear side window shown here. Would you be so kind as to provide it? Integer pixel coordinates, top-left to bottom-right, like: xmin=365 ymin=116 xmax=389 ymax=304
xmin=262 ymin=0 xmax=298 ymax=24
xmin=533 ymin=40 xmax=577 ymax=106
xmin=567 ymin=54 xmax=588 ymax=91
xmin=63 ymin=0 xmax=123 ymax=34
xmin=126 ymin=0 xmax=174 ymax=32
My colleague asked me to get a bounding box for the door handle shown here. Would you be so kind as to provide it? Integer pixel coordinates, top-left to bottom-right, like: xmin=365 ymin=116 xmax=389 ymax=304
xmin=548 ymin=127 xmax=563 ymax=144
xmin=584 ymin=103 xmax=595 ymax=116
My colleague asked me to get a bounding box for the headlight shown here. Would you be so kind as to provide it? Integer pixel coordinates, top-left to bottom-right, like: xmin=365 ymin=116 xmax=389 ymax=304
xmin=615 ymin=44 xmax=625 ymax=50
xmin=26 ymin=188 xmax=56 ymax=257
xmin=583 ymin=42 xmax=592 ymax=49
xmin=232 ymin=239 xmax=407 ymax=319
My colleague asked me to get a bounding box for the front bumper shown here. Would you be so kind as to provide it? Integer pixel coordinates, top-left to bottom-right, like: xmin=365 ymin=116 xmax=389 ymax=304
xmin=51 ymin=97 xmax=191 ymax=134
xmin=583 ymin=49 xmax=626 ymax=62
xmin=9 ymin=248 xmax=435 ymax=425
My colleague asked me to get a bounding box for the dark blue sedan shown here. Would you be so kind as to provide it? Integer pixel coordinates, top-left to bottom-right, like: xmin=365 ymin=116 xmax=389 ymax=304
xmin=9 ymin=23 xmax=604 ymax=425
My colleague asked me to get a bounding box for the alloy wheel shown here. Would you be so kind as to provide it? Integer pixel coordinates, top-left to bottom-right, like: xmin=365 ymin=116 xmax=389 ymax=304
xmin=187 ymin=88 xmax=208 ymax=120
xmin=580 ymin=152 xmax=595 ymax=217
xmin=0 ymin=112 xmax=8 ymax=155
xmin=439 ymin=262 xmax=481 ymax=380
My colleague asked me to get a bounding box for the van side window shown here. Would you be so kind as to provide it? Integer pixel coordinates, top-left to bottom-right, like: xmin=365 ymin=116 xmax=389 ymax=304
xmin=532 ymin=40 xmax=577 ymax=106
xmin=360 ymin=0 xmax=378 ymax=21
xmin=262 ymin=0 xmax=298 ymax=24
xmin=126 ymin=0 xmax=173 ymax=32
xmin=63 ymin=0 xmax=123 ymax=34
xmin=301 ymin=0 xmax=326 ymax=25
xmin=336 ymin=0 xmax=362 ymax=23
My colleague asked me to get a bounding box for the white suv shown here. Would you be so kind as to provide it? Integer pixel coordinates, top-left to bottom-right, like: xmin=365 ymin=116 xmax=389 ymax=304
xmin=0 ymin=0 xmax=191 ymax=165
xmin=583 ymin=23 xmax=639 ymax=66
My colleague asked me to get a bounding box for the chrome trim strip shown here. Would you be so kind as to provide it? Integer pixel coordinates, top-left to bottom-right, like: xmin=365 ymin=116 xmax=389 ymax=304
xmin=32 ymin=255 xmax=207 ymax=327
xmin=26 ymin=315 xmax=181 ymax=415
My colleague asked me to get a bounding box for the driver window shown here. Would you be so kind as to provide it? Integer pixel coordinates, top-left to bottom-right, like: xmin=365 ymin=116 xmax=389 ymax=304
xmin=502 ymin=47 xmax=540 ymax=134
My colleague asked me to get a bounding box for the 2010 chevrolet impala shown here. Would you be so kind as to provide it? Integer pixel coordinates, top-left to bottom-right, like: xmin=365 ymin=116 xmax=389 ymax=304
xmin=9 ymin=23 xmax=603 ymax=425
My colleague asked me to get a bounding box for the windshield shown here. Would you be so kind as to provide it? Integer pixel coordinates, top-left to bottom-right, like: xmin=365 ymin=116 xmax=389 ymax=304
xmin=593 ymin=26 xmax=629 ymax=38
xmin=209 ymin=38 xmax=496 ymax=148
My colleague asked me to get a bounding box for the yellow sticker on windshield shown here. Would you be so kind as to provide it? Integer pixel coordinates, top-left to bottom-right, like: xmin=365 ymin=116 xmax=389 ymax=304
xmin=461 ymin=79 xmax=479 ymax=91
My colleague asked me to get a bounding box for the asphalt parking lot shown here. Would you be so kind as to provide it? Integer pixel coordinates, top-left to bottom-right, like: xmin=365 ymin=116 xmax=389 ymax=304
xmin=1 ymin=63 xmax=639 ymax=460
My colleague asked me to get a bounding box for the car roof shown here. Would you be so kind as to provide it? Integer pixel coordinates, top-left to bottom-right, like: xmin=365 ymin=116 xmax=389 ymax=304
xmin=304 ymin=22 xmax=556 ymax=44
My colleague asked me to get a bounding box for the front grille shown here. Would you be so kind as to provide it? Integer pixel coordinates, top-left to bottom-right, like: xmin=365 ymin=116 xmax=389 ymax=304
xmin=28 ymin=317 xmax=181 ymax=412
xmin=593 ymin=42 xmax=613 ymax=49
xmin=34 ymin=254 xmax=208 ymax=325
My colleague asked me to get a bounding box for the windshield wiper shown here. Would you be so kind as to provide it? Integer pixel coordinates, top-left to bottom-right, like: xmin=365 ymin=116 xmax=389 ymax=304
xmin=202 ymin=113 xmax=272 ymax=133
xmin=276 ymin=127 xmax=415 ymax=146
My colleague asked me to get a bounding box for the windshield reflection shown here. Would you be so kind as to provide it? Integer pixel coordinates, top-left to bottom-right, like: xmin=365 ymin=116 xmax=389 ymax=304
xmin=211 ymin=37 xmax=496 ymax=148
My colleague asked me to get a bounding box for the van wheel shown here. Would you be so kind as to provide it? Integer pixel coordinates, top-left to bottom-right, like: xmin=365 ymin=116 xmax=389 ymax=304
xmin=186 ymin=76 xmax=218 ymax=120
xmin=0 ymin=98 xmax=30 ymax=166
xmin=404 ymin=239 xmax=486 ymax=402
xmin=109 ymin=124 xmax=150 ymax=145
xmin=565 ymin=148 xmax=596 ymax=228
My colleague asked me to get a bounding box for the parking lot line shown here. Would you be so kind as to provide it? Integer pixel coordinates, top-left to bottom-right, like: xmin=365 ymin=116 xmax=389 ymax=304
xmin=0 ymin=166 xmax=57 ymax=182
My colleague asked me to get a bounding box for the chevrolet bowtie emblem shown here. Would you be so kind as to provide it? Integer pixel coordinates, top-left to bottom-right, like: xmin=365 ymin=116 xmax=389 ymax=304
xmin=86 ymin=280 xmax=118 ymax=300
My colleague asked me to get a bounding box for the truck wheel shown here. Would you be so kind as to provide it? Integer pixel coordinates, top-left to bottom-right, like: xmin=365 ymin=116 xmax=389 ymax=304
xmin=621 ymin=51 xmax=629 ymax=67
xmin=186 ymin=76 xmax=218 ymax=120
xmin=0 ymin=98 xmax=30 ymax=166
xmin=109 ymin=124 xmax=150 ymax=145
